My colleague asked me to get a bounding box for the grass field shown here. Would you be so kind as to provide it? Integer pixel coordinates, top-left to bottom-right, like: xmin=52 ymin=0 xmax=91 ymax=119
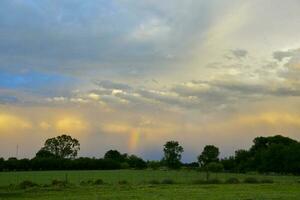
xmin=0 ymin=170 xmax=299 ymax=200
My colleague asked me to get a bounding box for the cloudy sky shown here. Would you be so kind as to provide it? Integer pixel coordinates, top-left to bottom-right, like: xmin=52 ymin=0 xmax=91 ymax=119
xmin=1 ymin=0 xmax=300 ymax=161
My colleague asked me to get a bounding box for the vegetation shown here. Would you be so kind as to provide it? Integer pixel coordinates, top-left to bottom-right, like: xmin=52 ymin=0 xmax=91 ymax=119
xmin=198 ymin=145 xmax=220 ymax=167
xmin=225 ymin=177 xmax=240 ymax=184
xmin=221 ymin=135 xmax=300 ymax=174
xmin=162 ymin=141 xmax=184 ymax=169
xmin=38 ymin=134 xmax=80 ymax=159
xmin=0 ymin=170 xmax=299 ymax=199
xmin=1 ymin=134 xmax=300 ymax=175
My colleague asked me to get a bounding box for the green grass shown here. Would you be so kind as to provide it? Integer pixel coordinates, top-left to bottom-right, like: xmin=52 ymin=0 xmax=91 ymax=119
xmin=0 ymin=170 xmax=299 ymax=199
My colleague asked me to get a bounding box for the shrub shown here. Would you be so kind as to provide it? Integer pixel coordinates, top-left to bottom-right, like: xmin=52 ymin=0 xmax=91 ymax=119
xmin=148 ymin=180 xmax=160 ymax=185
xmin=51 ymin=179 xmax=67 ymax=187
xmin=192 ymin=178 xmax=222 ymax=184
xmin=79 ymin=180 xmax=87 ymax=186
xmin=148 ymin=161 xmax=161 ymax=170
xmin=94 ymin=179 xmax=104 ymax=185
xmin=18 ymin=180 xmax=38 ymax=189
xmin=80 ymin=180 xmax=93 ymax=186
xmin=192 ymin=179 xmax=205 ymax=184
xmin=260 ymin=179 xmax=274 ymax=184
xmin=120 ymin=162 xmax=130 ymax=169
xmin=225 ymin=177 xmax=240 ymax=184
xmin=42 ymin=184 xmax=50 ymax=188
xmin=161 ymin=179 xmax=175 ymax=184
xmin=205 ymin=179 xmax=222 ymax=184
xmin=87 ymin=180 xmax=93 ymax=185
xmin=118 ymin=180 xmax=128 ymax=185
xmin=243 ymin=177 xmax=259 ymax=184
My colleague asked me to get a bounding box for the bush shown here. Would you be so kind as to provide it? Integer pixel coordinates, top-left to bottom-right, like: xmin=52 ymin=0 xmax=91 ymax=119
xmin=18 ymin=180 xmax=38 ymax=189
xmin=243 ymin=177 xmax=259 ymax=184
xmin=260 ymin=179 xmax=274 ymax=184
xmin=205 ymin=179 xmax=222 ymax=184
xmin=147 ymin=161 xmax=161 ymax=170
xmin=51 ymin=179 xmax=67 ymax=187
xmin=148 ymin=180 xmax=160 ymax=185
xmin=94 ymin=179 xmax=104 ymax=185
xmin=118 ymin=180 xmax=129 ymax=185
xmin=161 ymin=179 xmax=175 ymax=184
xmin=192 ymin=178 xmax=222 ymax=184
xmin=225 ymin=177 xmax=240 ymax=184
xmin=192 ymin=179 xmax=205 ymax=184
xmin=120 ymin=162 xmax=130 ymax=169
xmin=80 ymin=180 xmax=94 ymax=186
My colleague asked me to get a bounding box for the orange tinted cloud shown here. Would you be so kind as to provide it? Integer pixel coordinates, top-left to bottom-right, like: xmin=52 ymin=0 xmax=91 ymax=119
xmin=56 ymin=117 xmax=88 ymax=134
xmin=0 ymin=113 xmax=32 ymax=132
xmin=238 ymin=112 xmax=300 ymax=126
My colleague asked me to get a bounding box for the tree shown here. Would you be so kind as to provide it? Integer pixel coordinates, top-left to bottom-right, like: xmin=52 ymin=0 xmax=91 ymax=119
xmin=127 ymin=155 xmax=147 ymax=169
xmin=221 ymin=156 xmax=236 ymax=172
xmin=0 ymin=158 xmax=4 ymax=171
xmin=40 ymin=134 xmax=80 ymax=159
xmin=147 ymin=160 xmax=161 ymax=170
xmin=198 ymin=145 xmax=219 ymax=167
xmin=104 ymin=150 xmax=127 ymax=162
xmin=234 ymin=149 xmax=251 ymax=172
xmin=35 ymin=149 xmax=55 ymax=158
xmin=162 ymin=141 xmax=184 ymax=169
xmin=206 ymin=162 xmax=224 ymax=180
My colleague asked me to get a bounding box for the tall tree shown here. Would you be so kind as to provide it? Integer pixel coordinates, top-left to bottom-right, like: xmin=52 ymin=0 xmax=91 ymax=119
xmin=198 ymin=145 xmax=219 ymax=167
xmin=35 ymin=149 xmax=55 ymax=158
xmin=40 ymin=134 xmax=80 ymax=159
xmin=162 ymin=141 xmax=184 ymax=169
xmin=104 ymin=150 xmax=127 ymax=162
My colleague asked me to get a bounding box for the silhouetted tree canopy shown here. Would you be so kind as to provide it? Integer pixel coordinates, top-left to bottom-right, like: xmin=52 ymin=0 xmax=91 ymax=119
xmin=35 ymin=149 xmax=55 ymax=158
xmin=104 ymin=150 xmax=127 ymax=162
xmin=40 ymin=134 xmax=80 ymax=159
xmin=1 ymin=134 xmax=299 ymax=174
xmin=198 ymin=145 xmax=219 ymax=167
xmin=221 ymin=135 xmax=300 ymax=174
xmin=162 ymin=141 xmax=184 ymax=169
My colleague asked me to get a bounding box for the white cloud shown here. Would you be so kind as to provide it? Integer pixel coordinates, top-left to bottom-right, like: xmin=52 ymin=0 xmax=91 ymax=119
xmin=130 ymin=17 xmax=171 ymax=42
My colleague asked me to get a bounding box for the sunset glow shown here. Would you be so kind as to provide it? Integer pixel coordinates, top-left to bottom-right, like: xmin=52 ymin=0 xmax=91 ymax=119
xmin=0 ymin=0 xmax=300 ymax=161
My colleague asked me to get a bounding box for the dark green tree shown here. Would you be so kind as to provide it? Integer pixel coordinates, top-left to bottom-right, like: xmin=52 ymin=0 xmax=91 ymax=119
xmin=206 ymin=162 xmax=224 ymax=180
xmin=0 ymin=158 xmax=4 ymax=171
xmin=40 ymin=134 xmax=80 ymax=159
xmin=104 ymin=150 xmax=127 ymax=162
xmin=198 ymin=145 xmax=219 ymax=167
xmin=35 ymin=149 xmax=55 ymax=158
xmin=127 ymin=155 xmax=147 ymax=169
xmin=162 ymin=141 xmax=184 ymax=169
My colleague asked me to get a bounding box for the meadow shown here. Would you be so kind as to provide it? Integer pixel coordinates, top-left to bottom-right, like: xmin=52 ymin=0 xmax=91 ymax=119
xmin=0 ymin=170 xmax=299 ymax=200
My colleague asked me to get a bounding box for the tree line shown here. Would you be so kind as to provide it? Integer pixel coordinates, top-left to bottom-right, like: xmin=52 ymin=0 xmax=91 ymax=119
xmin=0 ymin=134 xmax=299 ymax=174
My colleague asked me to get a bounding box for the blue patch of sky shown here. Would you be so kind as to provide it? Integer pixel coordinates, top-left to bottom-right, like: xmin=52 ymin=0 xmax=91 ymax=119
xmin=0 ymin=69 xmax=76 ymax=96
xmin=0 ymin=95 xmax=18 ymax=104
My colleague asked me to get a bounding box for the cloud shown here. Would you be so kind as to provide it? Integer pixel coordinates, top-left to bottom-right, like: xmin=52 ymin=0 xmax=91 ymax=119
xmin=2 ymin=0 xmax=300 ymax=160
xmin=96 ymin=80 xmax=132 ymax=91
xmin=56 ymin=117 xmax=88 ymax=133
xmin=130 ymin=17 xmax=170 ymax=41
xmin=238 ymin=112 xmax=300 ymax=126
xmin=273 ymin=49 xmax=299 ymax=61
xmin=0 ymin=113 xmax=32 ymax=132
xmin=230 ymin=49 xmax=248 ymax=59
xmin=0 ymin=95 xmax=18 ymax=104
xmin=274 ymin=48 xmax=300 ymax=81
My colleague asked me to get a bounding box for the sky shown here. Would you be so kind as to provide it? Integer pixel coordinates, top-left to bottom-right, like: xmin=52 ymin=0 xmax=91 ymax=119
xmin=1 ymin=0 xmax=300 ymax=162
